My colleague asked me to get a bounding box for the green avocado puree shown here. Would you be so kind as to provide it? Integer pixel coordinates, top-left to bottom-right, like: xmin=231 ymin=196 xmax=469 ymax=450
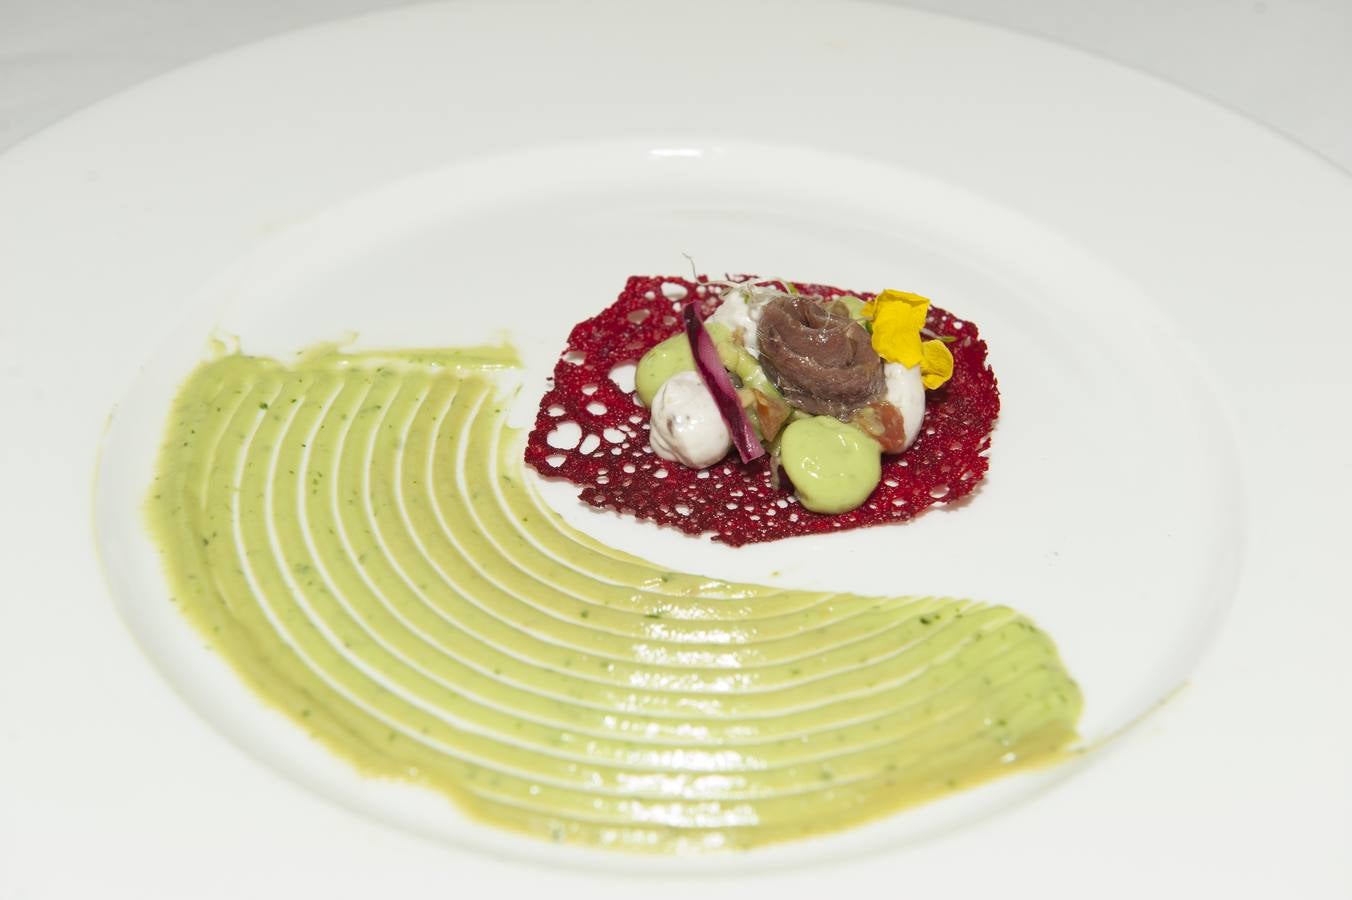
xmin=634 ymin=322 xmax=732 ymax=406
xmin=780 ymin=416 xmax=883 ymax=514
xmin=146 ymin=345 xmax=1082 ymax=853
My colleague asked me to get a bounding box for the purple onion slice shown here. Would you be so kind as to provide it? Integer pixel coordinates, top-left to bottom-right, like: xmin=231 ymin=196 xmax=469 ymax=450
xmin=681 ymin=302 xmax=766 ymax=464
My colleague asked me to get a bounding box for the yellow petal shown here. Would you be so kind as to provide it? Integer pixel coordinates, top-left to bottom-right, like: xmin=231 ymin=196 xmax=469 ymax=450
xmin=869 ymin=289 xmax=931 ymax=367
xmin=919 ymin=339 xmax=954 ymax=389
xmin=875 ymin=289 xmax=932 ymax=310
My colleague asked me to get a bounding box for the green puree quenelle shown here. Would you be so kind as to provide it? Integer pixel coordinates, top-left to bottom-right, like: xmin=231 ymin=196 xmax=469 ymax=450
xmin=146 ymin=345 xmax=1083 ymax=853
xmin=779 ymin=416 xmax=884 ymax=515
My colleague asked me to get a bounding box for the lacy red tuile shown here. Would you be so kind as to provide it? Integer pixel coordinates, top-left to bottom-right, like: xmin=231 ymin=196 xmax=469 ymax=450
xmin=524 ymin=275 xmax=1000 ymax=545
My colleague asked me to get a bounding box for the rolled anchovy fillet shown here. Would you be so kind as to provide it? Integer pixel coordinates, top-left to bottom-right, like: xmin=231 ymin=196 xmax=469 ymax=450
xmin=757 ymin=295 xmax=885 ymax=418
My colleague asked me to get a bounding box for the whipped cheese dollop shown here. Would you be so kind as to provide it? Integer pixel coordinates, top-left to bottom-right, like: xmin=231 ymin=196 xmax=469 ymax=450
xmin=707 ymin=284 xmax=770 ymax=357
xmin=883 ymin=361 xmax=926 ymax=451
xmin=648 ymin=370 xmax=733 ymax=468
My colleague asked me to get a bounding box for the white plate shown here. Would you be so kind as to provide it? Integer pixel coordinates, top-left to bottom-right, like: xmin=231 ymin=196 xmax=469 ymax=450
xmin=1 ymin=2 xmax=1349 ymax=897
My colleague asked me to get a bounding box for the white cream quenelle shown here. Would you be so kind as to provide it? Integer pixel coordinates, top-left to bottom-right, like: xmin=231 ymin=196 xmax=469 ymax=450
xmin=883 ymin=361 xmax=926 ymax=451
xmin=706 ymin=284 xmax=769 ymax=356
xmin=647 ymin=370 xmax=733 ymax=468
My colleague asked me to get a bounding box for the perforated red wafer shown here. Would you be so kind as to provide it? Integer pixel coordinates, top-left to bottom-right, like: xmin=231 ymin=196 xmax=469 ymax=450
xmin=524 ymin=276 xmax=999 ymax=545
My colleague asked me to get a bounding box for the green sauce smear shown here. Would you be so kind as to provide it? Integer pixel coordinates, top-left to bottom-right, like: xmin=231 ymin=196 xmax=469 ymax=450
xmin=146 ymin=345 xmax=1082 ymax=853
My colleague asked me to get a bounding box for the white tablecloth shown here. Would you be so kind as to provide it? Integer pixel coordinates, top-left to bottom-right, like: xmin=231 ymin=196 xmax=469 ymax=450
xmin=4 ymin=0 xmax=1351 ymax=171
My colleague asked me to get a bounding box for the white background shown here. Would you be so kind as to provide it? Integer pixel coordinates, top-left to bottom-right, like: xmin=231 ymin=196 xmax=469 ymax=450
xmin=3 ymin=0 xmax=1351 ymax=170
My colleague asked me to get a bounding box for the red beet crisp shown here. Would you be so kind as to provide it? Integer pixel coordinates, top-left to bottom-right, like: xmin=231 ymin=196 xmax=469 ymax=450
xmin=524 ymin=275 xmax=1000 ymax=546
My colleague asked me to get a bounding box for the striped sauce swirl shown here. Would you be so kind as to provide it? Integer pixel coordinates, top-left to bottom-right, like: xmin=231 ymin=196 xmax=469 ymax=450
xmin=146 ymin=346 xmax=1082 ymax=852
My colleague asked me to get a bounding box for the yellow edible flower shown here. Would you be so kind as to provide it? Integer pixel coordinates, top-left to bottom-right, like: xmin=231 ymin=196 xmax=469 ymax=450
xmin=865 ymin=289 xmax=927 ymax=367
xmin=863 ymin=289 xmax=954 ymax=389
xmin=919 ymin=338 xmax=954 ymax=389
